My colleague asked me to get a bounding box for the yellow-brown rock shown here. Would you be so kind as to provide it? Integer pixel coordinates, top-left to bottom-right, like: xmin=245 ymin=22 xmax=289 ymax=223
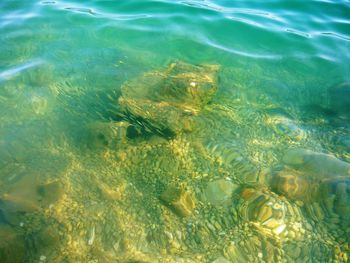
xmin=118 ymin=61 xmax=220 ymax=137
xmin=270 ymin=168 xmax=311 ymax=201
xmin=160 ymin=186 xmax=195 ymax=217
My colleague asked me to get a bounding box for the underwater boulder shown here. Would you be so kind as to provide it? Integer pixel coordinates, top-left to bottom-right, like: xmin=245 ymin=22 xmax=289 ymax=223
xmin=84 ymin=121 xmax=129 ymax=148
xmin=119 ymin=97 xmax=194 ymax=136
xmin=0 ymin=175 xmax=42 ymax=214
xmin=283 ymin=148 xmax=350 ymax=177
xmin=224 ymin=230 xmax=281 ymax=262
xmin=270 ymin=168 xmax=313 ymax=201
xmin=204 ymin=179 xmax=238 ymax=206
xmin=264 ymin=111 xmax=306 ymax=141
xmin=37 ymin=180 xmax=63 ymax=207
xmin=160 ymin=185 xmax=196 ymax=217
xmin=319 ymin=176 xmax=350 ymax=220
xmin=234 ymin=187 xmax=306 ymax=240
xmin=118 ymin=61 xmax=220 ymax=137
xmin=205 ymin=142 xmax=258 ymax=183
xmin=237 ymin=188 xmax=288 ymax=235
xmin=0 ymin=176 xmax=63 ymax=224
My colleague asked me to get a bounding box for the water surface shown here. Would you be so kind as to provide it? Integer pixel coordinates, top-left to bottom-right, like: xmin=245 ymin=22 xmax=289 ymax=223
xmin=1 ymin=0 xmax=350 ymax=262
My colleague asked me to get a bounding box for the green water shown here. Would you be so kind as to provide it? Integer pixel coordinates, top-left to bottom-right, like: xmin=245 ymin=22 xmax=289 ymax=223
xmin=1 ymin=0 xmax=350 ymax=262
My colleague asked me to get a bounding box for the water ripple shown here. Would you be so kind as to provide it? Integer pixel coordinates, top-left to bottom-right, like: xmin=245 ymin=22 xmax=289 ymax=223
xmin=0 ymin=60 xmax=43 ymax=80
xmin=1 ymin=11 xmax=37 ymax=27
xmin=319 ymin=31 xmax=350 ymax=41
xmin=227 ymin=16 xmax=263 ymax=28
xmin=285 ymin=28 xmax=311 ymax=38
xmin=0 ymin=0 xmax=350 ymax=262
xmin=64 ymin=7 xmax=96 ymax=16
xmin=200 ymin=36 xmax=283 ymax=60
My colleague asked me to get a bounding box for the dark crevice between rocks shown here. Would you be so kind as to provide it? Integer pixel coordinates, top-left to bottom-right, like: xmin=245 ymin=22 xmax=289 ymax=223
xmin=117 ymin=110 xmax=176 ymax=140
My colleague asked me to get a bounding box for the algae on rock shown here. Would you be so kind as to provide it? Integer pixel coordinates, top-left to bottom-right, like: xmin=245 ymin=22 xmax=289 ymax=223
xmin=117 ymin=61 xmax=220 ymax=137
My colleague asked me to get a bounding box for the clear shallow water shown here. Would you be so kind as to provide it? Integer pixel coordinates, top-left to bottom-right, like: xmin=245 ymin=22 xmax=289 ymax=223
xmin=0 ymin=0 xmax=350 ymax=262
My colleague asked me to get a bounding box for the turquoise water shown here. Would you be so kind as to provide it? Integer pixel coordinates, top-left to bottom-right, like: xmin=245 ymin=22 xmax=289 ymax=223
xmin=1 ymin=0 xmax=350 ymax=262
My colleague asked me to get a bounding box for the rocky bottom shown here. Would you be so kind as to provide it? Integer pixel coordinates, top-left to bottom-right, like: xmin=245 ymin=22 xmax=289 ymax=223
xmin=1 ymin=63 xmax=349 ymax=262
xmin=1 ymin=133 xmax=349 ymax=263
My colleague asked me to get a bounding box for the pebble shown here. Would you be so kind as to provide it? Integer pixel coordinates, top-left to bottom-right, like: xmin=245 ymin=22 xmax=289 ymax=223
xmin=88 ymin=226 xmax=95 ymax=246
xmin=164 ymin=231 xmax=173 ymax=241
xmin=273 ymin=224 xmax=286 ymax=235
xmin=207 ymin=223 xmax=216 ymax=233
xmin=312 ymin=202 xmax=324 ymax=220
xmin=257 ymin=205 xmax=273 ymax=223
xmin=214 ymin=222 xmax=222 ymax=231
xmin=287 ymin=231 xmax=296 ymax=239
xmin=175 ymin=230 xmax=182 ymax=240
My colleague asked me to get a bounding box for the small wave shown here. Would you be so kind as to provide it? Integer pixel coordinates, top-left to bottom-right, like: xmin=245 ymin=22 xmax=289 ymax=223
xmin=0 ymin=11 xmax=37 ymax=27
xmin=0 ymin=60 xmax=43 ymax=80
xmin=227 ymin=16 xmax=263 ymax=28
xmin=181 ymin=1 xmax=284 ymax=22
xmin=52 ymin=2 xmax=150 ymax=21
xmin=285 ymin=28 xmax=311 ymax=38
xmin=202 ymin=37 xmax=282 ymax=60
xmin=40 ymin=1 xmax=56 ymax=4
xmin=98 ymin=13 xmax=151 ymax=22
xmin=64 ymin=7 xmax=96 ymax=16
xmin=233 ymin=8 xmax=284 ymax=22
xmin=319 ymin=32 xmax=350 ymax=41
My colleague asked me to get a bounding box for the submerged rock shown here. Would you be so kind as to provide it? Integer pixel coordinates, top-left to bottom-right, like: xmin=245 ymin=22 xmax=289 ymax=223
xmin=205 ymin=179 xmax=238 ymax=206
xmin=236 ymin=188 xmax=288 ymax=235
xmin=97 ymin=180 xmax=126 ymax=201
xmin=265 ymin=113 xmax=306 ymax=141
xmin=0 ymin=176 xmax=63 ymax=224
xmin=160 ymin=186 xmax=195 ymax=217
xmin=84 ymin=121 xmax=129 ymax=148
xmin=212 ymin=256 xmax=231 ymax=263
xmin=224 ymin=241 xmax=248 ymax=263
xmin=0 ymin=175 xmax=42 ymax=214
xmin=320 ymin=176 xmax=350 ymax=220
xmin=270 ymin=166 xmax=350 ymax=225
xmin=224 ymin=231 xmax=280 ymax=262
xmin=270 ymin=168 xmax=312 ymax=201
xmin=37 ymin=180 xmax=63 ymax=207
xmin=283 ymin=148 xmax=350 ymax=177
xmin=205 ymin=142 xmax=258 ymax=183
xmin=118 ymin=61 xmax=220 ymax=137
